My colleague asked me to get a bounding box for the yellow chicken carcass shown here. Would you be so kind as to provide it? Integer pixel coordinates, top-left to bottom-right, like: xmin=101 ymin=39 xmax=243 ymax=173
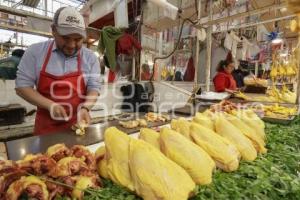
xmin=189 ymin=123 xmax=240 ymax=172
xmin=268 ymin=87 xmax=283 ymax=103
xmin=245 ymin=110 xmax=265 ymax=127
xmin=281 ymin=91 xmax=294 ymax=104
xmin=278 ymin=64 xmax=287 ymax=77
xmin=160 ymin=128 xmax=215 ymax=185
xmin=215 ymin=114 xmax=257 ymax=161
xmin=170 ymin=118 xmax=192 ymax=139
xmin=263 ymin=103 xmax=298 ymax=116
xmin=203 ymin=109 xmax=215 ymax=117
xmin=286 ymin=63 xmax=296 ymax=76
xmin=232 ymin=109 xmax=266 ymax=140
xmin=95 ymin=146 xmax=109 ymax=179
xmin=281 ymin=86 xmax=296 ymax=103
xmin=270 ymin=64 xmax=278 ymax=80
xmin=104 ymin=127 xmax=134 ymax=191
xmin=129 ymin=139 xmax=195 ymax=200
xmin=170 ymin=119 xmax=179 ymax=130
xmin=139 ymin=128 xmax=160 ymax=150
xmin=224 ymin=113 xmax=267 ymax=154
xmin=288 ymin=91 xmax=296 ymax=103
xmin=193 ymin=112 xmax=214 ymax=131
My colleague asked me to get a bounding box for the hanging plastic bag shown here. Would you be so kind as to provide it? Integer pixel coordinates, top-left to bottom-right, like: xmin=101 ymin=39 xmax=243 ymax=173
xmin=224 ymin=33 xmax=233 ymax=50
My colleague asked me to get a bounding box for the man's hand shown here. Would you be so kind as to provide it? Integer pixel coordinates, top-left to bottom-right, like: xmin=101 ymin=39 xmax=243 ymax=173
xmin=49 ymin=103 xmax=69 ymax=121
xmin=78 ymin=107 xmax=91 ymax=125
xmin=76 ymin=90 xmax=99 ymax=125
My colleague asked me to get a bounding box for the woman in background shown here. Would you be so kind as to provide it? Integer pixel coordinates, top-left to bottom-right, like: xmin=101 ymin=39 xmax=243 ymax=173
xmin=141 ymin=63 xmax=151 ymax=80
xmin=213 ymin=60 xmax=237 ymax=93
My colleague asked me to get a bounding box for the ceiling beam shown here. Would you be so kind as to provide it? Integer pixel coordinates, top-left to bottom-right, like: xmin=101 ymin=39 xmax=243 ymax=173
xmin=0 ymin=5 xmax=53 ymax=36
xmin=0 ymin=5 xmax=52 ymax=22
xmin=212 ymin=14 xmax=296 ymax=33
xmin=197 ymin=2 xmax=287 ymax=27
xmin=0 ymin=23 xmax=52 ymax=37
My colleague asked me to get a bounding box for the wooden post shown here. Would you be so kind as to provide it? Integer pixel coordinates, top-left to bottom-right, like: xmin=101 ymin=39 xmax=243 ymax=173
xmin=296 ymin=15 xmax=300 ymax=104
xmin=205 ymin=0 xmax=213 ymax=92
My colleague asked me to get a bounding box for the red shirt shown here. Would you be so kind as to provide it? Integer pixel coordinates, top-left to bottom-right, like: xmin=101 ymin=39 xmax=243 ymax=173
xmin=141 ymin=71 xmax=151 ymax=80
xmin=213 ymin=71 xmax=237 ymax=92
xmin=117 ymin=33 xmax=142 ymax=55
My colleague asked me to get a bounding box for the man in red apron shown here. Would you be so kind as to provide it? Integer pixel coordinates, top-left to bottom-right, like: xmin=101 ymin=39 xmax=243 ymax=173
xmin=15 ymin=7 xmax=100 ymax=135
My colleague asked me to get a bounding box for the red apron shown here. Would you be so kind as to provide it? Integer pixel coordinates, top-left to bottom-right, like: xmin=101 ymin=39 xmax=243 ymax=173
xmin=34 ymin=41 xmax=86 ymax=135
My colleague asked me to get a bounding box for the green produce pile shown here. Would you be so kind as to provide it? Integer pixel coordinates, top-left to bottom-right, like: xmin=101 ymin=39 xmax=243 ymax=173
xmin=191 ymin=117 xmax=300 ymax=200
xmin=78 ymin=118 xmax=300 ymax=200
xmin=83 ymin=180 xmax=141 ymax=200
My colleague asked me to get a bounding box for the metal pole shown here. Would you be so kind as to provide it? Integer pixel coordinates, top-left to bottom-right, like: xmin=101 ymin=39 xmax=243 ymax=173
xmin=132 ymin=56 xmax=136 ymax=81
xmin=205 ymin=0 xmax=212 ymax=92
xmin=44 ymin=0 xmax=48 ymax=17
xmin=158 ymin=32 xmax=163 ymax=81
xmin=255 ymin=61 xmax=258 ymax=77
xmin=139 ymin=25 xmax=143 ymax=81
xmin=194 ymin=0 xmax=201 ymax=86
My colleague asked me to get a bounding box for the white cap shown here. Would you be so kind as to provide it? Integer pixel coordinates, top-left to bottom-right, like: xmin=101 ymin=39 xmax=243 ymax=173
xmin=53 ymin=7 xmax=86 ymax=38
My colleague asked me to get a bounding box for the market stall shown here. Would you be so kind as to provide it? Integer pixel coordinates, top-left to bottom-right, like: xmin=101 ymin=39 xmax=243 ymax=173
xmin=0 ymin=0 xmax=300 ymax=199
xmin=1 ymin=109 xmax=299 ymax=199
